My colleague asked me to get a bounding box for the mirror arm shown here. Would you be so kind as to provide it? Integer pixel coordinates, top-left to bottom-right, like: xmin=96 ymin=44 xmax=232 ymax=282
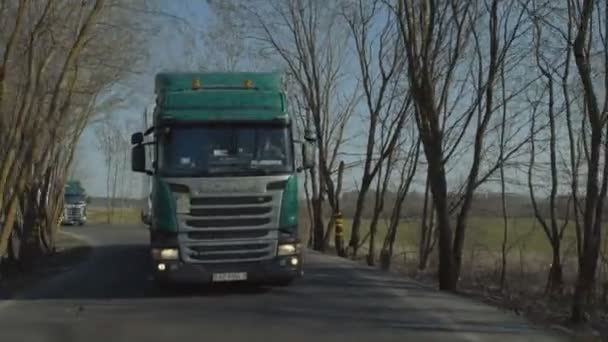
xmin=144 ymin=126 xmax=155 ymax=136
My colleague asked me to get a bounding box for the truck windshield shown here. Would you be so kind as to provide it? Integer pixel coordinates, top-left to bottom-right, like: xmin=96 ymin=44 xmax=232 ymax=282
xmin=159 ymin=124 xmax=294 ymax=177
xmin=65 ymin=194 xmax=85 ymax=204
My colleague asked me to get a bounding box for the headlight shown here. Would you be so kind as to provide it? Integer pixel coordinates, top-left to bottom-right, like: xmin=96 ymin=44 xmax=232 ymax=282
xmin=277 ymin=243 xmax=301 ymax=256
xmin=151 ymin=248 xmax=179 ymax=260
xmin=173 ymin=192 xmax=190 ymax=214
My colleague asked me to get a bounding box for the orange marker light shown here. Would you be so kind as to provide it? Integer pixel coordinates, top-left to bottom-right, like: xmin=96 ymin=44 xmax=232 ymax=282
xmin=244 ymin=79 xmax=254 ymax=89
xmin=192 ymin=78 xmax=201 ymax=89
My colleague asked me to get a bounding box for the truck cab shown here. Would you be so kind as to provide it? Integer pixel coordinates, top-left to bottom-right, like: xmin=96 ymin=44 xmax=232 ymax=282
xmin=131 ymin=72 xmax=314 ymax=286
xmin=61 ymin=181 xmax=87 ymax=226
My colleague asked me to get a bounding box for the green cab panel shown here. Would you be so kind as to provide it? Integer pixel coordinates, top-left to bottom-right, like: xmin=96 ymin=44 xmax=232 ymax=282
xmin=65 ymin=180 xmax=85 ymax=195
xmin=162 ymin=90 xmax=283 ymax=111
xmin=159 ymin=109 xmax=289 ymax=122
xmin=155 ymin=72 xmax=282 ymax=93
xmin=158 ymin=90 xmax=286 ymax=122
xmin=151 ymin=177 xmax=178 ymax=233
xmin=279 ymin=175 xmax=298 ymax=231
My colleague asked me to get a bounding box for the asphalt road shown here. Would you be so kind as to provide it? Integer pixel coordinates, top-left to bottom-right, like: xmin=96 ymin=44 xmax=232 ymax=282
xmin=0 ymin=224 xmax=570 ymax=342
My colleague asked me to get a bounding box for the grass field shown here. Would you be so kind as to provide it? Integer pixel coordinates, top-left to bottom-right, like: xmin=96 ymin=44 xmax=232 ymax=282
xmin=86 ymin=205 xmax=578 ymax=258
xmin=332 ymin=216 xmax=583 ymax=264
xmin=84 ymin=205 xmax=584 ymax=266
xmin=328 ymin=216 xmax=596 ymax=285
xmin=87 ymin=207 xmax=141 ymax=225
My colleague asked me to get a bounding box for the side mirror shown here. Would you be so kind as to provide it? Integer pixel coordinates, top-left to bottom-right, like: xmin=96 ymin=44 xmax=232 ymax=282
xmin=131 ymin=132 xmax=144 ymax=145
xmin=132 ymin=144 xmax=146 ymax=173
xmin=302 ymin=141 xmax=315 ymax=170
xmin=86 ymin=197 xmax=92 ymax=204
xmin=141 ymin=210 xmax=151 ymax=225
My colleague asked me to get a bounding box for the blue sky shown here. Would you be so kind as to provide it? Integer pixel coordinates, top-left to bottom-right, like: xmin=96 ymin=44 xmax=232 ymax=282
xmin=72 ymin=0 xmax=489 ymax=198
xmin=74 ymin=1 xmax=213 ymax=197
xmin=72 ymin=0 xmax=546 ymax=199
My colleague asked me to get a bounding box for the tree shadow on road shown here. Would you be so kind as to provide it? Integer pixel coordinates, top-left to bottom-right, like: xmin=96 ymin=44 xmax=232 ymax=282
xmin=0 ymin=243 xmax=568 ymax=340
xmin=1 ymin=244 xmax=276 ymax=301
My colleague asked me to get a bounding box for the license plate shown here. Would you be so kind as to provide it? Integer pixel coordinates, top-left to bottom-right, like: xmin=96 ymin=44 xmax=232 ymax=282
xmin=212 ymin=272 xmax=247 ymax=282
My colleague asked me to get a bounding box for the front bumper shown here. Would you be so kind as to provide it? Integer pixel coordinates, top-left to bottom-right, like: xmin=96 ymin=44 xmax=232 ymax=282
xmin=61 ymin=218 xmax=86 ymax=225
xmin=152 ymin=255 xmax=303 ymax=285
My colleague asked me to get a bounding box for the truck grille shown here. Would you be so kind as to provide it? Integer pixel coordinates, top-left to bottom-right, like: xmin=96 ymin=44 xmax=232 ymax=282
xmin=190 ymin=207 xmax=271 ymax=216
xmin=189 ymin=251 xmax=268 ymax=261
xmin=65 ymin=207 xmax=84 ymax=221
xmin=187 ymin=229 xmax=269 ymax=240
xmin=179 ymin=193 xmax=279 ymax=264
xmin=182 ymin=241 xmax=275 ymax=263
xmin=190 ymin=196 xmax=272 ymax=206
xmin=69 ymin=208 xmax=81 ymax=216
xmin=186 ymin=217 xmax=270 ymax=228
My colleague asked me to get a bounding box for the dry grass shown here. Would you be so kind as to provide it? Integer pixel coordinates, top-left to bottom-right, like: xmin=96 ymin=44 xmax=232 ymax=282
xmin=313 ymin=216 xmax=608 ymax=338
xmin=336 ymin=217 xmax=578 ymax=257
xmin=87 ymin=207 xmax=141 ymax=225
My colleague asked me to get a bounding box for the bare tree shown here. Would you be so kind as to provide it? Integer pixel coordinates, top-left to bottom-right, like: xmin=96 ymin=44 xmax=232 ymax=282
xmin=393 ymin=0 xmax=531 ymax=290
xmin=526 ymin=85 xmax=570 ymax=295
xmin=207 ymin=0 xmax=356 ymax=251
xmin=418 ymin=169 xmax=437 ymax=271
xmin=523 ymin=11 xmax=580 ymax=295
xmin=342 ymin=0 xmax=411 ymax=258
xmin=95 ymin=116 xmax=133 ymax=223
xmin=569 ymin=0 xmax=608 ymax=324
xmin=498 ymin=61 xmax=509 ymax=290
xmin=0 ymin=0 xmax=28 ymax=112
xmin=0 ymin=0 xmax=152 ymax=264
xmin=380 ymin=131 xmax=420 ymax=270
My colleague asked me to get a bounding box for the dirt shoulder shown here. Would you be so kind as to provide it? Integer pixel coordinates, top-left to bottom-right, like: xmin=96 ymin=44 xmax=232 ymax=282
xmin=341 ymin=252 xmax=605 ymax=341
xmin=0 ymin=230 xmax=92 ymax=298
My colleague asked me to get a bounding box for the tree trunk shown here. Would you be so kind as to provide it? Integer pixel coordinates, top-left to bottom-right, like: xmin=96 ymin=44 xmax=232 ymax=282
xmin=334 ymin=162 xmax=346 ymax=257
xmin=499 ymin=58 xmax=509 ymax=290
xmin=424 ymin=143 xmax=455 ymax=290
xmin=312 ymin=197 xmax=325 ymax=251
xmin=499 ymin=188 xmax=508 ymax=290
xmin=546 ymin=245 xmax=563 ymax=296
xmin=419 ymin=176 xmax=431 ymax=270
xmin=571 ymin=0 xmax=604 ymax=324
xmin=380 ymin=210 xmax=399 ymax=271
xmin=322 ymin=215 xmax=335 ymax=252
xmin=304 ymin=170 xmax=314 ymax=248
xmin=367 ymin=222 xmax=376 ymax=266
xmin=572 ymin=241 xmax=601 ymax=323
xmin=105 ymin=155 xmax=112 ymax=224
xmin=323 ymin=161 xmax=345 ymax=253
xmin=0 ymin=174 xmax=29 ymax=257
xmin=309 ymin=160 xmax=325 ymax=251
xmin=21 ymin=186 xmax=42 ymax=269
xmin=348 ymin=177 xmax=372 ymax=257
xmin=380 ymin=139 xmax=419 ymax=271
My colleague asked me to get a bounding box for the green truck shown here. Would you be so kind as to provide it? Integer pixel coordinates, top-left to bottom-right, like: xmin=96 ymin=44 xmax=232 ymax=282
xmin=61 ymin=180 xmax=87 ymax=226
xmin=130 ymin=72 xmax=314 ymax=286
